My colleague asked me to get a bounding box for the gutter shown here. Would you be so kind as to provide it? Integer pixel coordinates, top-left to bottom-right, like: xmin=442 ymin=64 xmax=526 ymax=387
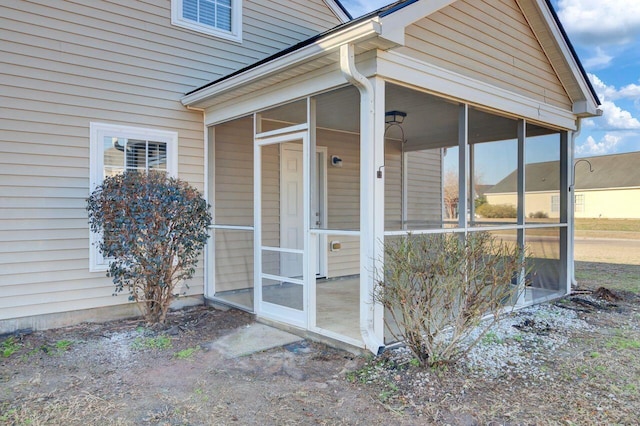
xmin=339 ymin=43 xmax=385 ymax=355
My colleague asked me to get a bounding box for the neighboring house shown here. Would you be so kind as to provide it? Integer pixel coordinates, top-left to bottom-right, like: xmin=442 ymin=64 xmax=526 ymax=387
xmin=485 ymin=152 xmax=640 ymax=219
xmin=1 ymin=0 xmax=600 ymax=354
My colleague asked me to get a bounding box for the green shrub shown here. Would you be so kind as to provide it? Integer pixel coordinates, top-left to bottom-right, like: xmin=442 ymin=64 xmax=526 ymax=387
xmin=476 ymin=203 xmax=517 ymax=218
xmin=529 ymin=211 xmax=549 ymax=219
xmin=87 ymin=171 xmax=212 ymax=324
xmin=375 ymin=232 xmax=526 ymax=367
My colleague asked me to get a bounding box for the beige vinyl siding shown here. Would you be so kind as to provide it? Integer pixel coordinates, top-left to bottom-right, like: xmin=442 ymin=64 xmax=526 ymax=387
xmin=0 ymin=0 xmax=341 ymax=326
xmin=212 ymin=118 xmax=254 ymax=293
xmin=397 ymin=0 xmax=571 ymax=110
xmin=318 ymin=130 xmax=360 ymax=278
xmin=385 ymin=140 xmax=403 ymax=230
xmin=407 ymin=150 xmax=442 ymax=225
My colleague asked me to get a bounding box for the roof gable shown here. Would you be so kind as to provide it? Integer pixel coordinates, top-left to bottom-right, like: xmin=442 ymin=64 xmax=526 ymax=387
xmin=183 ymin=0 xmax=600 ymax=119
xmin=395 ymin=0 xmax=573 ymax=111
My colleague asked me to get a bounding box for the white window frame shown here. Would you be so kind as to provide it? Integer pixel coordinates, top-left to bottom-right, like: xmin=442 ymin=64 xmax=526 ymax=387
xmin=171 ymin=0 xmax=242 ymax=42
xmin=89 ymin=123 xmax=178 ymax=272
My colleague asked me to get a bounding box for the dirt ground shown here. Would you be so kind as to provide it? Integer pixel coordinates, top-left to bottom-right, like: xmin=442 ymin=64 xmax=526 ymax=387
xmin=2 ymin=271 xmax=639 ymax=425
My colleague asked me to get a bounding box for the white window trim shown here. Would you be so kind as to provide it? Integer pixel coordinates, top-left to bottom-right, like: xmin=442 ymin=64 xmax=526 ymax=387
xmin=89 ymin=122 xmax=179 ymax=272
xmin=171 ymin=0 xmax=242 ymax=42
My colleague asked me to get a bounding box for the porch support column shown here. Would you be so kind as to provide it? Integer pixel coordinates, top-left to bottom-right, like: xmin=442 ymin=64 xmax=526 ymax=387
xmin=560 ymin=130 xmax=570 ymax=295
xmin=339 ymin=43 xmax=385 ymax=355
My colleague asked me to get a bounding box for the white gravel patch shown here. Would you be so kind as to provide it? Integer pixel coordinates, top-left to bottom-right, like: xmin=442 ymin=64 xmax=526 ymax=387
xmin=386 ymin=303 xmax=593 ymax=381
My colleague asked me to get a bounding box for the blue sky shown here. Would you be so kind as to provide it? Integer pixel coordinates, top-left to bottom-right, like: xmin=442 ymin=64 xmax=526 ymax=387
xmin=340 ymin=0 xmax=640 ymax=159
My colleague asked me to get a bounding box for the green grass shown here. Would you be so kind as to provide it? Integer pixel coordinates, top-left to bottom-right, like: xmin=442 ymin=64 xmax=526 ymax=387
xmin=131 ymin=335 xmax=172 ymax=350
xmin=575 ymin=261 xmax=640 ymax=293
xmin=175 ymin=347 xmax=198 ymax=359
xmin=1 ymin=337 xmax=21 ymax=358
xmin=575 ymin=218 xmax=640 ymax=233
xmin=55 ymin=340 xmax=73 ymax=353
xmin=606 ymin=336 xmax=640 ymax=350
xmin=481 ymin=331 xmax=504 ymax=345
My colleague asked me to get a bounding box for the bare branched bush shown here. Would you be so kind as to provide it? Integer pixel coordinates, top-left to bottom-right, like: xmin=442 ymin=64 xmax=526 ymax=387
xmin=375 ymin=232 xmax=526 ymax=367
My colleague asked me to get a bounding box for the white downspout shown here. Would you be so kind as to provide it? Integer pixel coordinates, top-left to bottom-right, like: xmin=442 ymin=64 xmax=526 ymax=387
xmin=569 ymin=117 xmax=582 ymax=288
xmin=339 ymin=43 xmax=385 ymax=355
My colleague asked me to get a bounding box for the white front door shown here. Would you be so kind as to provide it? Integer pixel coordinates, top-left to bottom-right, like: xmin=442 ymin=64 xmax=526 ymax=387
xmin=281 ymin=144 xmax=327 ymax=278
xmin=280 ymin=144 xmax=305 ymax=278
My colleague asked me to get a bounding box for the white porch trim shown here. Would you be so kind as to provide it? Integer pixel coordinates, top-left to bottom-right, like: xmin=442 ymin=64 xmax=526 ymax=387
xmin=376 ymin=50 xmax=579 ymax=131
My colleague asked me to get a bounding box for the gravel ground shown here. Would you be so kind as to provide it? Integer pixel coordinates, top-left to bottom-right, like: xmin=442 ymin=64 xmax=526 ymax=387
xmin=1 ymin=281 xmax=639 ymax=424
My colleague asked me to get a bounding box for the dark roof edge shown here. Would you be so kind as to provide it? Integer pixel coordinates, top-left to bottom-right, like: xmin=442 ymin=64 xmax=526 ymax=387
xmin=332 ymin=0 xmax=353 ymax=20
xmin=185 ymin=0 xmax=602 ymax=108
xmin=544 ymin=0 xmax=601 ymax=106
xmin=184 ymin=2 xmax=413 ymax=97
xmin=184 ymin=17 xmax=378 ymax=96
xmin=379 ymin=0 xmax=421 ymax=17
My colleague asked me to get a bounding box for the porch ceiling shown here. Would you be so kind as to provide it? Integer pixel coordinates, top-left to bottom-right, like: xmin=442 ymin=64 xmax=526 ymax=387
xmin=301 ymin=83 xmax=554 ymax=149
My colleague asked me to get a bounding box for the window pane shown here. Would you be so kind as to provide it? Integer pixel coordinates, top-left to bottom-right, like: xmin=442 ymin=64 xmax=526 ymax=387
xmin=314 ymin=86 xmax=360 ymax=231
xmin=442 ymin=145 xmax=460 ymax=227
xmin=525 ymin=124 xmax=561 ymax=223
xmin=103 ymin=137 xmax=124 ymax=168
xmin=200 ymin=0 xmax=216 ymax=27
xmin=469 ymin=108 xmax=518 ymax=226
xmin=125 ymin=139 xmax=147 ymax=171
xmin=148 ymin=142 xmax=167 ymax=171
xmin=213 ymin=117 xmax=253 ymax=227
xmin=217 ymin=4 xmax=231 ymax=30
xmin=382 ymin=85 xmax=461 ymax=231
xmin=214 ymin=228 xmax=254 ymax=310
xmin=183 ymin=0 xmax=198 ymax=21
xmin=262 ymin=278 xmax=303 ymax=310
xmin=525 ymin=228 xmax=563 ymax=302
xmin=259 ymin=99 xmax=307 ymax=133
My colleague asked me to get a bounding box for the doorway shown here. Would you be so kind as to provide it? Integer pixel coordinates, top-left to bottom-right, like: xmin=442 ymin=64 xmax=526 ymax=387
xmin=280 ymin=143 xmax=327 ymax=279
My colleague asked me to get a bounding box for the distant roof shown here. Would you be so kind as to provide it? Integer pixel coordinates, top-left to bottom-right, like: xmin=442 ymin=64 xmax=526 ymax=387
xmin=186 ymin=0 xmax=599 ymax=105
xmin=486 ymin=151 xmax=640 ymax=193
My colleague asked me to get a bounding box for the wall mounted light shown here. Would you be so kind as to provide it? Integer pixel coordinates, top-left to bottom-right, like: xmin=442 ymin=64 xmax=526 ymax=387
xmin=331 ymin=155 xmax=343 ymax=167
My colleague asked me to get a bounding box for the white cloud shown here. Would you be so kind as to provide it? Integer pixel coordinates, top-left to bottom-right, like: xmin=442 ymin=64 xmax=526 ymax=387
xmin=576 ymin=134 xmax=621 ymax=155
xmin=557 ymin=0 xmax=640 ymax=46
xmin=619 ymin=84 xmax=640 ymax=99
xmin=589 ymin=74 xmax=621 ymax=101
xmin=587 ymin=74 xmax=640 ymax=130
xmin=599 ymin=101 xmax=640 ymax=130
xmin=582 ymin=47 xmax=613 ymax=69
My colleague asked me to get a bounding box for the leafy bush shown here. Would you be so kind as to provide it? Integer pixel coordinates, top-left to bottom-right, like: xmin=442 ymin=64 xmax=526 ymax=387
xmin=87 ymin=171 xmax=212 ymax=324
xmin=529 ymin=211 xmax=549 ymax=219
xmin=375 ymin=232 xmax=526 ymax=367
xmin=476 ymin=203 xmax=517 ymax=218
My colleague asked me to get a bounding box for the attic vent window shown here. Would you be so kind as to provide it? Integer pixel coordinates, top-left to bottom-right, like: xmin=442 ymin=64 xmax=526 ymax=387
xmin=171 ymin=0 xmax=242 ymax=42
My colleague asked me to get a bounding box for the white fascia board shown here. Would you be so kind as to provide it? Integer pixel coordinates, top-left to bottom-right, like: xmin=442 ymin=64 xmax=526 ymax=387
xmin=573 ymin=100 xmax=602 ymax=117
xmin=181 ymin=20 xmax=382 ymax=108
xmin=377 ymin=0 xmax=457 ymax=44
xmin=528 ymin=0 xmax=600 ymax=115
xmin=202 ymin=53 xmax=377 ymax=126
xmin=203 ymin=64 xmax=346 ymax=126
xmin=378 ymin=50 xmax=578 ymax=130
xmin=323 ymin=0 xmax=351 ymax=23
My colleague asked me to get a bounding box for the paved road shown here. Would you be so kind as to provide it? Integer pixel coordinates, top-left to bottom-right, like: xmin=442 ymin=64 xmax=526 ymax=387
xmin=574 ymin=237 xmax=640 ymax=265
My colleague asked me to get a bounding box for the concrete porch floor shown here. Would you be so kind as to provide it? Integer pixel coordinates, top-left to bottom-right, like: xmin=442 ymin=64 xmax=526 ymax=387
xmin=213 ymin=277 xmax=361 ymax=342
